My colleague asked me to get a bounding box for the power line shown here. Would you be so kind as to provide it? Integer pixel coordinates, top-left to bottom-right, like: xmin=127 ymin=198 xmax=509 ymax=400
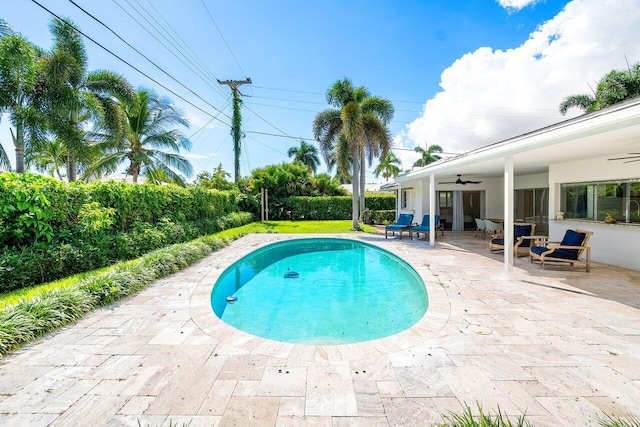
xmin=31 ymin=0 xmax=231 ymax=127
xmin=112 ymin=0 xmax=228 ymax=100
xmin=67 ymin=0 xmax=232 ymax=122
xmin=199 ymin=0 xmax=249 ymax=79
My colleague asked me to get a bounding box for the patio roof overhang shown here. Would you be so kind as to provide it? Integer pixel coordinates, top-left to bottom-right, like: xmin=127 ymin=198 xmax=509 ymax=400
xmin=395 ymin=96 xmax=640 ymax=183
xmin=391 ymin=97 xmax=640 ymax=273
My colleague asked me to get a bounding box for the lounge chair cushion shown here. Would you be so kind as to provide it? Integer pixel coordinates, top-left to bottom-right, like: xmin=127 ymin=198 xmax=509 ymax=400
xmin=490 ymin=224 xmax=532 ymax=247
xmin=515 ymin=224 xmax=533 ymax=247
xmin=531 ymin=229 xmax=586 ymax=260
xmin=530 ymin=246 xmax=580 ymax=260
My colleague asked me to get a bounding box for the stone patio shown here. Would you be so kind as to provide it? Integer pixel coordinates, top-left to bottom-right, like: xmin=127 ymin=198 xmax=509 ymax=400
xmin=0 ymin=231 xmax=639 ymax=426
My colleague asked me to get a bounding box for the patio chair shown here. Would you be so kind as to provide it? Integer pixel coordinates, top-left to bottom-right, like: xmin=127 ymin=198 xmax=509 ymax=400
xmin=474 ymin=218 xmax=487 ymax=239
xmin=410 ymin=214 xmax=444 ymax=240
xmin=489 ymin=223 xmax=536 ymax=256
xmin=484 ymin=219 xmax=502 ymax=237
xmin=385 ymin=213 xmax=414 ymax=239
xmin=529 ymin=229 xmax=593 ymax=272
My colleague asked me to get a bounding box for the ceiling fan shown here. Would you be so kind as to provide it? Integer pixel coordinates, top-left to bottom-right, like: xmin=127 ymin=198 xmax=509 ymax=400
xmin=607 ymin=153 xmax=640 ymax=163
xmin=439 ymin=174 xmax=482 ymax=185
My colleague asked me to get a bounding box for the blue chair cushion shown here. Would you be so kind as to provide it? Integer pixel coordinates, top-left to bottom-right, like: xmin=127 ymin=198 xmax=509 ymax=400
xmin=491 ymin=238 xmax=504 ymax=246
xmin=561 ymin=230 xmax=586 ymax=246
xmin=386 ymin=224 xmax=411 ymax=230
xmin=515 ymin=225 xmax=533 ymax=247
xmin=530 ymin=245 xmax=579 ymax=260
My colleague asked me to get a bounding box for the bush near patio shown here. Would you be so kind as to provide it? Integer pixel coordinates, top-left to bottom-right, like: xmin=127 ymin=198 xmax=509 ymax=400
xmin=272 ymin=195 xmax=396 ymax=221
xmin=0 ymin=172 xmax=253 ymax=292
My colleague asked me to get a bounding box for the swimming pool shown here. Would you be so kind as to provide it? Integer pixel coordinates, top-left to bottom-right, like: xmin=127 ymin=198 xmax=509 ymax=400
xmin=211 ymin=238 xmax=428 ymax=344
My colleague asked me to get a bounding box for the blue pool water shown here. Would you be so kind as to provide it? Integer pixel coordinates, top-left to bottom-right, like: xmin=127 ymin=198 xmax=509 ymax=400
xmin=211 ymin=238 xmax=428 ymax=344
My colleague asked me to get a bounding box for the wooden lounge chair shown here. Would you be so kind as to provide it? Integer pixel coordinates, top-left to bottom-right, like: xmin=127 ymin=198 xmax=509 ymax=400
xmin=489 ymin=223 xmax=536 ymax=256
xmin=385 ymin=213 xmax=414 ymax=239
xmin=529 ymin=229 xmax=593 ymax=272
xmin=410 ymin=214 xmax=444 ymax=240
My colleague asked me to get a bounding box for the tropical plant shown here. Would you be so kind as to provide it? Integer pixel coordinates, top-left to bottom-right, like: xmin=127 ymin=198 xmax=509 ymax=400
xmin=0 ymin=19 xmax=13 ymax=37
xmin=25 ymin=138 xmax=68 ymax=179
xmin=559 ymin=62 xmax=640 ymax=115
xmin=313 ymin=78 xmax=393 ymax=230
xmin=287 ymin=139 xmax=320 ymax=174
xmin=41 ymin=17 xmax=135 ymax=181
xmin=84 ymin=88 xmax=193 ymax=186
xmin=0 ymin=33 xmax=42 ymax=172
xmin=374 ymin=151 xmax=402 ymax=180
xmin=413 ymin=143 xmax=443 ymax=167
xmin=194 ymin=163 xmax=236 ymax=191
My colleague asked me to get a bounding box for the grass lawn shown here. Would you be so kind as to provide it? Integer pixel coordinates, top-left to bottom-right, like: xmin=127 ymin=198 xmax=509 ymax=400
xmin=216 ymin=220 xmax=378 ymax=237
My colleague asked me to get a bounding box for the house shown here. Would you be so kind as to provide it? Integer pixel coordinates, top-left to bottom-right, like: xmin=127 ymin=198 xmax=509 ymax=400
xmin=392 ymin=97 xmax=640 ymax=272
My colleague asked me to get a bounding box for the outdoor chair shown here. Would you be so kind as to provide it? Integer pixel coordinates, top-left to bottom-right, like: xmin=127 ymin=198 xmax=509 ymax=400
xmin=410 ymin=214 xmax=444 ymax=240
xmin=489 ymin=223 xmax=536 ymax=256
xmin=474 ymin=218 xmax=487 ymax=239
xmin=385 ymin=213 xmax=414 ymax=239
xmin=484 ymin=219 xmax=502 ymax=237
xmin=529 ymin=229 xmax=593 ymax=272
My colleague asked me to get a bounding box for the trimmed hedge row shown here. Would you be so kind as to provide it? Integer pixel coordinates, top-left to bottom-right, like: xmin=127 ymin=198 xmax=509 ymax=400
xmin=0 ymin=234 xmax=233 ymax=357
xmin=276 ymin=194 xmax=396 ymax=221
xmin=0 ymin=212 xmax=253 ymax=293
xmin=0 ymin=172 xmax=242 ymax=247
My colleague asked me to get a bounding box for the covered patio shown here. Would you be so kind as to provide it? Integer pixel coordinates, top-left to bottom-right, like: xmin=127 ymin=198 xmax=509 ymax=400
xmin=393 ymin=97 xmax=640 ymax=273
xmin=0 ymin=232 xmax=638 ymax=426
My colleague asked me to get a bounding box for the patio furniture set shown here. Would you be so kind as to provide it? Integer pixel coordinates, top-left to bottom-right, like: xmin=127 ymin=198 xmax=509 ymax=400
xmin=386 ymin=214 xmax=593 ymax=272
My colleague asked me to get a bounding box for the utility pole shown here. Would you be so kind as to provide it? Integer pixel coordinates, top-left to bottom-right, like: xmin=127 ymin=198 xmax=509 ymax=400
xmin=218 ymin=78 xmax=251 ymax=184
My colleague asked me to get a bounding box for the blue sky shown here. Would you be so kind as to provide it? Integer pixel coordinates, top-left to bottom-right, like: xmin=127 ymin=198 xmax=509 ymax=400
xmin=1 ymin=0 xmax=639 ymax=183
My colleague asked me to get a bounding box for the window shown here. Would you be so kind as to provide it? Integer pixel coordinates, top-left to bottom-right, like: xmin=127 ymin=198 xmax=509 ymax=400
xmin=401 ymin=189 xmax=413 ymax=210
xmin=439 ymin=191 xmax=453 ymax=208
xmin=561 ymin=179 xmax=640 ymax=223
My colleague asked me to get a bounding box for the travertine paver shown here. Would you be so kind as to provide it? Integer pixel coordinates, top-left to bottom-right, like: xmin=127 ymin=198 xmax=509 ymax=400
xmin=0 ymin=232 xmax=639 ymax=426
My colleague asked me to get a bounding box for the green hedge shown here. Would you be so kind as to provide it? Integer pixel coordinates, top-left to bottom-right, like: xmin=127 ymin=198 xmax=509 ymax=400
xmin=0 ymin=172 xmax=253 ymax=292
xmin=277 ymin=194 xmax=396 ymax=221
xmin=368 ymin=209 xmax=396 ymax=224
xmin=0 ymin=172 xmax=241 ymax=246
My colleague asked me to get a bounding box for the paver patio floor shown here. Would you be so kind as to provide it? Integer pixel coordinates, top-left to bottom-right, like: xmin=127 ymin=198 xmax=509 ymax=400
xmin=1 ymin=232 xmax=639 ymax=426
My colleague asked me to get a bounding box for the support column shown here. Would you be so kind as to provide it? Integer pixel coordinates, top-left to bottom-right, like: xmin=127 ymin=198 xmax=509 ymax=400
xmin=429 ymin=173 xmax=436 ymax=247
xmin=504 ymin=156 xmax=514 ymax=274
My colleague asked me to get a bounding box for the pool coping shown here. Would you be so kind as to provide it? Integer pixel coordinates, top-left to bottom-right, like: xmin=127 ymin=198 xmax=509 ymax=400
xmin=189 ymin=233 xmax=451 ymax=362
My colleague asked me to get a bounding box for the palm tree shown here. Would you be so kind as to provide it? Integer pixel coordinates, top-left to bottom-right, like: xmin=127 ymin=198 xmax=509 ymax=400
xmin=0 ymin=33 xmax=41 ymax=172
xmin=42 ymin=17 xmax=134 ymax=181
xmin=287 ymin=139 xmax=320 ymax=174
xmin=374 ymin=151 xmax=401 ymax=181
xmin=560 ymin=62 xmax=640 ymax=115
xmin=413 ymin=143 xmax=443 ymax=168
xmin=0 ymin=19 xmax=13 ymax=37
xmin=26 ymin=138 xmax=68 ymax=179
xmin=313 ymin=78 xmax=393 ymax=230
xmin=84 ymin=88 xmax=193 ymax=185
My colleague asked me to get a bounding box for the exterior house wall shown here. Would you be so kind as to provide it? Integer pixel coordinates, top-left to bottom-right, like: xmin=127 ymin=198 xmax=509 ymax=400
xmin=548 ymin=157 xmax=640 ymax=271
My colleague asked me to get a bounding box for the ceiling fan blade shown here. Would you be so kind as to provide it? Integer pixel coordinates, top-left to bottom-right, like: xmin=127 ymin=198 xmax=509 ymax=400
xmin=608 ymin=154 xmax=640 ymax=160
xmin=624 ymin=159 xmax=640 ymax=163
xmin=465 ymin=180 xmax=482 ymax=184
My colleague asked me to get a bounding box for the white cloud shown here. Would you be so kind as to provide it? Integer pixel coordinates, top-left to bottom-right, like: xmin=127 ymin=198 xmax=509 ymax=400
xmin=398 ymin=0 xmax=640 ymax=156
xmin=497 ymin=0 xmax=540 ymax=11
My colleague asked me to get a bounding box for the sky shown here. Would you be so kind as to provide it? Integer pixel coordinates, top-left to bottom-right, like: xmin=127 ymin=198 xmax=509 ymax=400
xmin=1 ymin=0 xmax=640 ymax=184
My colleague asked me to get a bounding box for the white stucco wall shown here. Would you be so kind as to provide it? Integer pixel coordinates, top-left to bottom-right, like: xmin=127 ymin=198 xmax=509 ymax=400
xmin=549 ymin=157 xmax=640 ymax=271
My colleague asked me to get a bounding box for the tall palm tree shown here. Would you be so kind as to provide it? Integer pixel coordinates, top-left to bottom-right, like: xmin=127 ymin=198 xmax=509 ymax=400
xmin=413 ymin=143 xmax=443 ymax=168
xmin=0 ymin=19 xmax=13 ymax=37
xmin=42 ymin=17 xmax=134 ymax=181
xmin=313 ymin=78 xmax=393 ymax=230
xmin=560 ymin=62 xmax=640 ymax=115
xmin=374 ymin=151 xmax=401 ymax=181
xmin=84 ymin=88 xmax=193 ymax=185
xmin=0 ymin=33 xmax=42 ymax=172
xmin=287 ymin=139 xmax=320 ymax=174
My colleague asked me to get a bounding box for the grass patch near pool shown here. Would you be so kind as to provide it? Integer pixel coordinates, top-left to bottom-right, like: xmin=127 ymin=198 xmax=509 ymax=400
xmin=216 ymin=220 xmax=378 ymax=237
